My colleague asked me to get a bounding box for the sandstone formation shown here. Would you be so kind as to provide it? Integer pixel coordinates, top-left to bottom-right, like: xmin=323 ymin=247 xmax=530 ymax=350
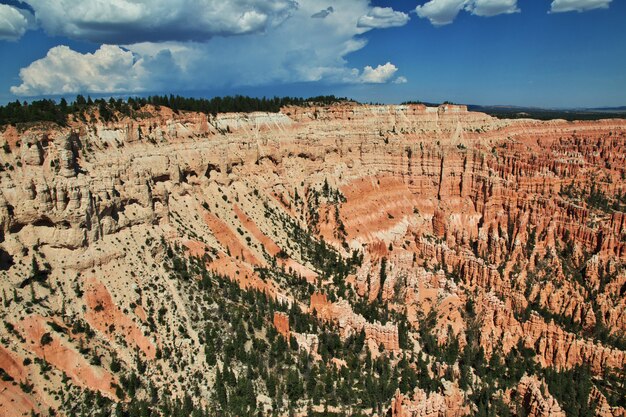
xmin=390 ymin=385 xmax=469 ymax=417
xmin=0 ymin=102 xmax=624 ymax=416
xmin=310 ymin=292 xmax=400 ymax=352
xmin=515 ymin=375 xmax=566 ymax=417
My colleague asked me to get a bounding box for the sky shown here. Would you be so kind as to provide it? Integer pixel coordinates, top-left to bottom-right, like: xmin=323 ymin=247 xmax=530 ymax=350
xmin=0 ymin=0 xmax=624 ymax=108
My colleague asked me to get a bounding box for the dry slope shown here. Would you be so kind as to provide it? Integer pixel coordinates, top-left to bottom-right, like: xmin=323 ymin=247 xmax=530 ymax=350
xmin=0 ymin=102 xmax=625 ymax=417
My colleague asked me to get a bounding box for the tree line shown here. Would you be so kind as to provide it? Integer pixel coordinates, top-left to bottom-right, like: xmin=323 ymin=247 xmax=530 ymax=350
xmin=0 ymin=94 xmax=353 ymax=125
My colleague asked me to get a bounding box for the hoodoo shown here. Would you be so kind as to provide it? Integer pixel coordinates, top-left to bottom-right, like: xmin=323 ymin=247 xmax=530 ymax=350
xmin=0 ymin=102 xmax=625 ymax=417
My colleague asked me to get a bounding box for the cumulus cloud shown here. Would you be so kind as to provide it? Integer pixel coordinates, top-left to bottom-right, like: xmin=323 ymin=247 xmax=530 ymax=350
xmin=0 ymin=4 xmax=35 ymax=41
xmin=20 ymin=0 xmax=298 ymax=43
xmin=393 ymin=76 xmax=408 ymax=84
xmin=415 ymin=0 xmax=519 ymax=25
xmin=550 ymin=0 xmax=612 ymax=13
xmin=11 ymin=1 xmax=405 ymax=95
xmin=357 ymin=7 xmax=410 ymax=29
xmin=415 ymin=0 xmax=467 ymax=26
xmin=466 ymin=0 xmax=519 ymax=17
xmin=10 ymin=45 xmax=151 ymax=95
xmin=358 ymin=62 xmax=399 ymax=84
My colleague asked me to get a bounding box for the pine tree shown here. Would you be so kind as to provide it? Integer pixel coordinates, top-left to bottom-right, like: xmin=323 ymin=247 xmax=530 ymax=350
xmin=378 ymin=257 xmax=387 ymax=302
xmin=214 ymin=368 xmax=228 ymax=407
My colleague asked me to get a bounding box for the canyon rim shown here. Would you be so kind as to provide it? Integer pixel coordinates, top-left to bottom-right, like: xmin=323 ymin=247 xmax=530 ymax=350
xmin=0 ymin=100 xmax=624 ymax=417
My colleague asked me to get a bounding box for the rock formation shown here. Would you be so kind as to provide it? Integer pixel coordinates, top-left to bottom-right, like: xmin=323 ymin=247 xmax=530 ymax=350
xmin=310 ymin=292 xmax=400 ymax=352
xmin=0 ymin=102 xmax=624 ymax=416
xmin=515 ymin=375 xmax=566 ymax=417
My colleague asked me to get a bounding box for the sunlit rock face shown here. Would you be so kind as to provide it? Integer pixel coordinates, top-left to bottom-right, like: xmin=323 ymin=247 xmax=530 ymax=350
xmin=0 ymin=103 xmax=625 ymax=417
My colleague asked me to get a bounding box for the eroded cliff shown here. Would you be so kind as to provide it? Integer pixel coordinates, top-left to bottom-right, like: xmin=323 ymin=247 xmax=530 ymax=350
xmin=0 ymin=102 xmax=624 ymax=417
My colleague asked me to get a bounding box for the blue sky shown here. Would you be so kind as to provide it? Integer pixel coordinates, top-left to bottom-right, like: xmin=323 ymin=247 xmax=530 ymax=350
xmin=0 ymin=0 xmax=624 ymax=107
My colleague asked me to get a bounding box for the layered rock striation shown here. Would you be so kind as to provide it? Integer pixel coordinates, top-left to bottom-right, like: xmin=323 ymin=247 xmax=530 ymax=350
xmin=0 ymin=102 xmax=625 ymax=416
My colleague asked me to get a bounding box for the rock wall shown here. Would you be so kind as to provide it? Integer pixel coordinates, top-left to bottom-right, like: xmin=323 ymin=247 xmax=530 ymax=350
xmin=515 ymin=375 xmax=566 ymax=417
xmin=0 ymin=102 xmax=625 ymax=416
xmin=310 ymin=293 xmax=400 ymax=352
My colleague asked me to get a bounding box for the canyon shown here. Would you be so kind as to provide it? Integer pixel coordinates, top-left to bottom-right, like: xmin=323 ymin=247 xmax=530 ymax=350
xmin=0 ymin=102 xmax=624 ymax=417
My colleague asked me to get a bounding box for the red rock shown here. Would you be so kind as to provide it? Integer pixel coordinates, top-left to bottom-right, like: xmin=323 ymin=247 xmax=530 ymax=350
xmin=16 ymin=315 xmax=118 ymax=399
xmin=273 ymin=312 xmax=290 ymax=339
xmin=310 ymin=293 xmax=400 ymax=352
xmin=515 ymin=375 xmax=566 ymax=417
xmin=84 ymin=277 xmax=156 ymax=360
xmin=1 ymin=102 xmax=626 ymax=416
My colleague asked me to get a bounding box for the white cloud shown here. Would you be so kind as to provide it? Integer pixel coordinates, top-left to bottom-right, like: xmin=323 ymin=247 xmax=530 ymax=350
xmin=550 ymin=0 xmax=612 ymax=13
xmin=0 ymin=4 xmax=35 ymax=41
xmin=415 ymin=0 xmax=519 ymax=25
xmin=11 ymin=1 xmax=405 ymax=95
xmin=358 ymin=62 xmax=399 ymax=84
xmin=415 ymin=0 xmax=467 ymax=26
xmin=21 ymin=0 xmax=298 ymax=43
xmin=393 ymin=76 xmax=408 ymax=84
xmin=357 ymin=7 xmax=410 ymax=29
xmin=466 ymin=0 xmax=519 ymax=17
xmin=10 ymin=45 xmax=152 ymax=95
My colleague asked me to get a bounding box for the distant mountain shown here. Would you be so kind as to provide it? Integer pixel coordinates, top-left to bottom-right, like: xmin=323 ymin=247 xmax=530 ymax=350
xmin=584 ymin=106 xmax=626 ymax=112
xmin=468 ymin=104 xmax=626 ymax=121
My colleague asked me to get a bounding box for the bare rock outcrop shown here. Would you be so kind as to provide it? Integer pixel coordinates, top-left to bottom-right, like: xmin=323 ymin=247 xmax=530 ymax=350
xmin=310 ymin=293 xmax=400 ymax=351
xmin=515 ymin=375 xmax=566 ymax=417
xmin=0 ymin=102 xmax=625 ymax=415
xmin=389 ymin=385 xmax=469 ymax=417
